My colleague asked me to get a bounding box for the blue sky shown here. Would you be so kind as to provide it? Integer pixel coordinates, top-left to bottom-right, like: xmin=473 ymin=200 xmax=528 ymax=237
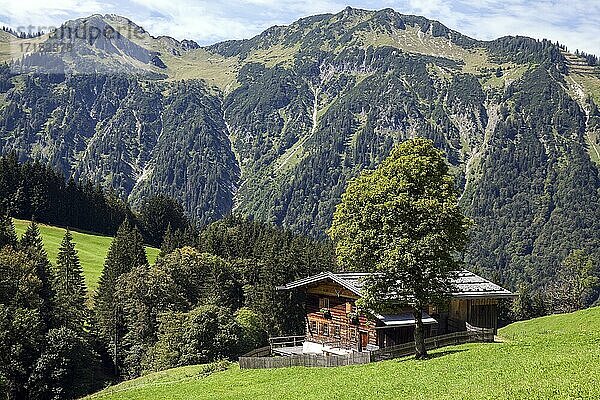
xmin=1 ymin=0 xmax=599 ymax=55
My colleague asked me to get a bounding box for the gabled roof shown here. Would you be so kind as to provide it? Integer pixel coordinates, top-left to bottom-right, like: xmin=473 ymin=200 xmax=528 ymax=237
xmin=277 ymin=269 xmax=515 ymax=299
xmin=275 ymin=271 xmax=362 ymax=296
xmin=451 ymin=270 xmax=515 ymax=298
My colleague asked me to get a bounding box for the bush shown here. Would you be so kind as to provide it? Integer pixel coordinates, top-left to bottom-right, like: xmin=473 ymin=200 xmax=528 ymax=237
xmin=145 ymin=305 xmax=241 ymax=372
xmin=28 ymin=327 xmax=101 ymax=400
xmin=235 ymin=308 xmax=267 ymax=355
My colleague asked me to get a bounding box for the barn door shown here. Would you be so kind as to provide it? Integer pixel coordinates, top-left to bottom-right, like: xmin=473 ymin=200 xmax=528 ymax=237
xmin=469 ymin=304 xmax=497 ymax=329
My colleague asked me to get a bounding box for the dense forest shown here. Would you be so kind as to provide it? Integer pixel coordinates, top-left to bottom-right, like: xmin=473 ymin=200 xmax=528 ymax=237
xmin=0 ymin=209 xmax=335 ymax=398
xmin=0 ymin=153 xmax=131 ymax=235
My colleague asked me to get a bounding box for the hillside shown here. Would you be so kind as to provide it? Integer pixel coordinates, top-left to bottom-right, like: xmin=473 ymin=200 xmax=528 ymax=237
xmin=86 ymin=307 xmax=600 ymax=400
xmin=13 ymin=219 xmax=160 ymax=291
xmin=1 ymin=7 xmax=600 ymax=290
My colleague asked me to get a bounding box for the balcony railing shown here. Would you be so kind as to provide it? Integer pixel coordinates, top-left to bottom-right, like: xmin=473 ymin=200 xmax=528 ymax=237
xmin=268 ymin=335 xmax=305 ymax=348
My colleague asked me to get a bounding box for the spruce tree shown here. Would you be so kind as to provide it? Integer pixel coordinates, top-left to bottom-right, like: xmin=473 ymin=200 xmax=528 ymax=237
xmin=19 ymin=221 xmax=55 ymax=328
xmin=0 ymin=248 xmax=46 ymax=399
xmin=0 ymin=213 xmax=17 ymax=249
xmin=54 ymin=229 xmax=87 ymax=330
xmin=94 ymin=219 xmax=148 ymax=376
xmin=159 ymin=223 xmax=176 ymax=257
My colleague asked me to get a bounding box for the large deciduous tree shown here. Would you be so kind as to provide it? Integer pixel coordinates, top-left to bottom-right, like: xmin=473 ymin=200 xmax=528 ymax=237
xmin=328 ymin=138 xmax=470 ymax=359
xmin=115 ymin=264 xmax=186 ymax=378
xmin=145 ymin=305 xmax=241 ymax=371
xmin=546 ymin=250 xmax=599 ymax=313
xmin=28 ymin=327 xmax=101 ymax=400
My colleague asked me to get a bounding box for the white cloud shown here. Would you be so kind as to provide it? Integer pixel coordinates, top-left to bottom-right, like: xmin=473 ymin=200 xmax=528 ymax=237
xmin=0 ymin=0 xmax=109 ymax=30
xmin=127 ymin=0 xmax=350 ymax=42
xmin=0 ymin=0 xmax=598 ymax=54
xmin=397 ymin=0 xmax=600 ymax=55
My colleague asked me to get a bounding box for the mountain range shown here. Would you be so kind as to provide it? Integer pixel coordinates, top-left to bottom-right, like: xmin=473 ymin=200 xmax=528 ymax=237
xmin=1 ymin=7 xmax=600 ymax=288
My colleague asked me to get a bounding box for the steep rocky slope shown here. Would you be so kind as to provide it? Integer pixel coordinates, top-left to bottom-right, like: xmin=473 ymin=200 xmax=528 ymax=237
xmin=1 ymin=7 xmax=599 ymax=287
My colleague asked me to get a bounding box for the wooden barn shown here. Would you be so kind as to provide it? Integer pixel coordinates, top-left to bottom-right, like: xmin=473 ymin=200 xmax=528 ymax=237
xmin=277 ymin=270 xmax=515 ymax=354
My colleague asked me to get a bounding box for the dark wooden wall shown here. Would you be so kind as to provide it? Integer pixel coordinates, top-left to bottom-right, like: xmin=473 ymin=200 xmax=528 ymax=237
xmin=302 ymin=283 xmax=501 ymax=348
xmin=305 ymin=289 xmax=377 ymax=349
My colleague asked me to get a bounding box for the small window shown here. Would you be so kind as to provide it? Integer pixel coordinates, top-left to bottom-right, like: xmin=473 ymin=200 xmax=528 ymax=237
xmin=333 ymin=324 xmax=341 ymax=338
xmin=319 ymin=297 xmax=330 ymax=309
xmin=309 ymin=319 xmax=317 ymax=334
xmin=321 ymin=323 xmax=329 ymax=336
xmin=346 ymin=302 xmax=353 ymax=313
xmin=349 ymin=327 xmax=357 ymax=341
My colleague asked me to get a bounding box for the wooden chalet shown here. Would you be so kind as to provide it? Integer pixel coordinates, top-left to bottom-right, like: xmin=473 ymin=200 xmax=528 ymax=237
xmin=277 ymin=270 xmax=515 ymax=354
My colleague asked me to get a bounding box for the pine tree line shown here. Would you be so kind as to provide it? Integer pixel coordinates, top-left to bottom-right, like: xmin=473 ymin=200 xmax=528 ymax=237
xmin=0 ymin=216 xmax=101 ymax=399
xmin=1 ymin=26 xmax=44 ymax=39
xmin=0 ymin=154 xmax=192 ymax=247
xmin=0 ymin=153 xmax=132 ymax=236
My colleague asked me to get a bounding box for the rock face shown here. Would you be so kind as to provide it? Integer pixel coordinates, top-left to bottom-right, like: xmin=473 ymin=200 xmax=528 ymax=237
xmin=1 ymin=8 xmax=599 ymax=286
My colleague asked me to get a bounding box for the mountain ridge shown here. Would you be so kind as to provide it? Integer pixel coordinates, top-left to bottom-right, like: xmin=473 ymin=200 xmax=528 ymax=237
xmin=1 ymin=7 xmax=600 ymax=290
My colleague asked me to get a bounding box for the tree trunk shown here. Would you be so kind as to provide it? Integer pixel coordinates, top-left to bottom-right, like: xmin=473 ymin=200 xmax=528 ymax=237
xmin=413 ymin=307 xmax=427 ymax=359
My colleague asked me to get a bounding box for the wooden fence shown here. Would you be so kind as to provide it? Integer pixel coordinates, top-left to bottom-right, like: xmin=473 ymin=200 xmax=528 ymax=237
xmin=240 ymin=329 xmax=495 ymax=369
xmin=370 ymin=330 xmax=489 ymax=362
xmin=239 ymin=351 xmax=371 ymax=369
xmin=466 ymin=322 xmax=495 ymax=342
xmin=242 ymin=345 xmax=272 ymax=358
xmin=268 ymin=335 xmax=305 ymax=349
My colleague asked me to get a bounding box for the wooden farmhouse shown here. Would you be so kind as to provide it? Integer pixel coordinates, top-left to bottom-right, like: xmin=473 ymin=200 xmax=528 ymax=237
xmin=277 ymin=270 xmax=515 ymax=354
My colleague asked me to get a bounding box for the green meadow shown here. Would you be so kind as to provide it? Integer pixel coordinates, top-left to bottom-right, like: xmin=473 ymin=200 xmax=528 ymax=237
xmin=13 ymin=219 xmax=160 ymax=292
xmin=87 ymin=306 xmax=600 ymax=400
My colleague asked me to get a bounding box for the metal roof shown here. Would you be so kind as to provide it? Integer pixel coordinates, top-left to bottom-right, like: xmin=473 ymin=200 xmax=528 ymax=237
xmin=277 ymin=269 xmax=515 ymax=299
xmin=373 ymin=311 xmax=438 ymax=327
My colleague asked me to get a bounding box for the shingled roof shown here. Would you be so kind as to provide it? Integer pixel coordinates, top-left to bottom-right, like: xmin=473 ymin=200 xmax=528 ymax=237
xmin=277 ymin=269 xmax=515 ymax=299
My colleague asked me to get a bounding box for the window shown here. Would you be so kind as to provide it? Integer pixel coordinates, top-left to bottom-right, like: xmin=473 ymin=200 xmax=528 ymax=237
xmin=349 ymin=327 xmax=357 ymax=341
xmin=333 ymin=324 xmax=341 ymax=338
xmin=319 ymin=297 xmax=330 ymax=309
xmin=309 ymin=319 xmax=317 ymax=334
xmin=346 ymin=302 xmax=353 ymax=313
xmin=321 ymin=323 xmax=329 ymax=336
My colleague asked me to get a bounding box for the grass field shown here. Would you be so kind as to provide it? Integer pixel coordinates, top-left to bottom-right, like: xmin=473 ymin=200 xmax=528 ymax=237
xmin=87 ymin=307 xmax=600 ymax=400
xmin=13 ymin=219 xmax=160 ymax=292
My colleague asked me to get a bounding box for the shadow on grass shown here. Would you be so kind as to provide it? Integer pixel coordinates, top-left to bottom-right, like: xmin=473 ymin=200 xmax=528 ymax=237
xmin=425 ymin=348 xmax=468 ymax=360
xmin=390 ymin=348 xmax=469 ymax=363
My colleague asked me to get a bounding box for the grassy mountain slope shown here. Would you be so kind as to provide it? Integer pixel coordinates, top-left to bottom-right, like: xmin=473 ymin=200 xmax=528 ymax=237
xmin=86 ymin=307 xmax=600 ymax=400
xmin=13 ymin=219 xmax=160 ymax=291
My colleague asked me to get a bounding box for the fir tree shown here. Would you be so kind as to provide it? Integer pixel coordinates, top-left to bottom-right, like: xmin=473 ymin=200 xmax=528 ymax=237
xmin=0 ymin=248 xmax=46 ymax=399
xmin=138 ymin=195 xmax=189 ymax=247
xmin=159 ymin=223 xmax=176 ymax=257
xmin=19 ymin=221 xmax=55 ymax=328
xmin=54 ymin=229 xmax=87 ymax=330
xmin=94 ymin=219 xmax=148 ymax=376
xmin=0 ymin=213 xmax=17 ymax=249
